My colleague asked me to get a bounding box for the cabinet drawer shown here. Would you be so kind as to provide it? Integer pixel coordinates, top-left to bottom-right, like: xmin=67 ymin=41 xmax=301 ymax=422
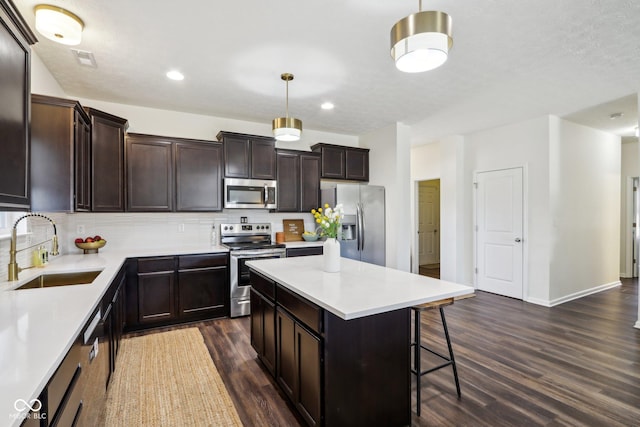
xmin=51 ymin=366 xmax=83 ymax=427
xmin=48 ymin=338 xmax=81 ymax=421
xmin=286 ymin=246 xmax=323 ymax=257
xmin=138 ymin=256 xmax=175 ymax=273
xmin=250 ymin=270 xmax=275 ymax=301
xmin=178 ymin=253 xmax=227 ymax=270
xmin=276 ymin=285 xmax=322 ymax=334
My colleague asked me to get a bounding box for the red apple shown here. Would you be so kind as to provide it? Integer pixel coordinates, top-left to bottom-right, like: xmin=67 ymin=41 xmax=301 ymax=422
xmin=94 ymin=235 xmax=102 ymax=241
xmin=85 ymin=237 xmax=94 ymax=243
xmin=74 ymin=238 xmax=84 ymax=244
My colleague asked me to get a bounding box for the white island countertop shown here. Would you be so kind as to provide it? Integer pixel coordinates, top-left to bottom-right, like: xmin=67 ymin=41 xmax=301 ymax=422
xmin=0 ymin=245 xmax=228 ymax=426
xmin=247 ymin=256 xmax=474 ymax=320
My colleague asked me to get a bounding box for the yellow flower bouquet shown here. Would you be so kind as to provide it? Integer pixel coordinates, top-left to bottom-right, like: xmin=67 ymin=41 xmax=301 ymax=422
xmin=311 ymin=203 xmax=344 ymax=239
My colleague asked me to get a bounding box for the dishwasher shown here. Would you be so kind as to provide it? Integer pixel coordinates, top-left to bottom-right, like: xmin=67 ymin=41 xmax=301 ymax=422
xmin=77 ymin=306 xmax=109 ymax=425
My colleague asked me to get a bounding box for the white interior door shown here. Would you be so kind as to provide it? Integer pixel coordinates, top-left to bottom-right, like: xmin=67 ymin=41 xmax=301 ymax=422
xmin=418 ymin=180 xmax=440 ymax=265
xmin=476 ymin=168 xmax=523 ymax=299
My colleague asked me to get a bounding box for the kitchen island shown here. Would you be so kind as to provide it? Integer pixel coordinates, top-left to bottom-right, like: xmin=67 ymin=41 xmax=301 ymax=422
xmin=246 ymin=255 xmax=474 ymax=427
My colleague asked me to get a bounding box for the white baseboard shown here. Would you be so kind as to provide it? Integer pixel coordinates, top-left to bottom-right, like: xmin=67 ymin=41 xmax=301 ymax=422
xmin=526 ymin=281 xmax=622 ymax=307
xmin=525 ymin=297 xmax=551 ymax=307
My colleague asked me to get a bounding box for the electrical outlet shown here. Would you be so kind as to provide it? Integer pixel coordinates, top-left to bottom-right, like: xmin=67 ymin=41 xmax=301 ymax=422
xmin=77 ymin=224 xmax=85 ymax=234
xmin=178 ymin=223 xmax=185 ymax=233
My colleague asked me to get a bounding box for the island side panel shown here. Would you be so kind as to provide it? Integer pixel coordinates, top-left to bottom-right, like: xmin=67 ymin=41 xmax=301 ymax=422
xmin=323 ymin=308 xmax=411 ymax=427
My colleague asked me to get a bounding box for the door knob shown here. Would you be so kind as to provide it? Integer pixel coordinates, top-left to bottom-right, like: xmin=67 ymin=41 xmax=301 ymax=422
xmin=515 ymin=238 xmax=522 ymax=242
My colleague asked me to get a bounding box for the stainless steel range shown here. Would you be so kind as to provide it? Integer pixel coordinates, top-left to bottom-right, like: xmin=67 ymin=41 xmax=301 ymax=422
xmin=221 ymin=223 xmax=286 ymax=317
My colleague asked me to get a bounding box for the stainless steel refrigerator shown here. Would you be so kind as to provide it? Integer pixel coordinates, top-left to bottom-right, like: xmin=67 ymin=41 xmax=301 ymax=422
xmin=321 ymin=183 xmax=385 ymax=266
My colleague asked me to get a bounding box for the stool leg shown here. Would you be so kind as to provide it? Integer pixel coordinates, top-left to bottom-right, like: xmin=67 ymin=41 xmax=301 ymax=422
xmin=440 ymin=307 xmax=461 ymax=398
xmin=414 ymin=310 xmax=421 ymax=416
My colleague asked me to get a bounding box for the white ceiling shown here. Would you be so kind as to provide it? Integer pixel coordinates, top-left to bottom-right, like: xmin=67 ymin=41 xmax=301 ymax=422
xmin=14 ymin=0 xmax=640 ymax=145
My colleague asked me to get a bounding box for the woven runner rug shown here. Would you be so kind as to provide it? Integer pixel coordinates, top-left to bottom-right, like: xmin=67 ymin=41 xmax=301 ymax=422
xmin=104 ymin=328 xmax=242 ymax=426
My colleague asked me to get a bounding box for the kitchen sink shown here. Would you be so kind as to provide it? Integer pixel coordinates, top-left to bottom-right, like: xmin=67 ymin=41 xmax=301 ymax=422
xmin=15 ymin=270 xmax=102 ymax=290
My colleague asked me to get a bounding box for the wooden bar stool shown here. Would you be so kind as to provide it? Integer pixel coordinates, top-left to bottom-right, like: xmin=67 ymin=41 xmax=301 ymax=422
xmin=411 ymin=297 xmax=461 ymax=416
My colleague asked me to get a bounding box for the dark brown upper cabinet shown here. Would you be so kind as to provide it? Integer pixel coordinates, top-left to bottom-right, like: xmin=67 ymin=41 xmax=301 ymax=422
xmin=311 ymin=143 xmax=370 ymax=182
xmin=126 ymin=134 xmax=174 ymax=212
xmin=31 ymin=94 xmax=91 ymax=212
xmin=276 ymin=150 xmax=300 ymax=212
xmin=85 ymin=108 xmax=129 ymax=212
xmin=217 ymin=131 xmax=276 ymax=180
xmin=0 ymin=1 xmax=36 ymax=210
xmin=126 ymin=133 xmax=223 ymax=212
xmin=175 ymin=139 xmax=223 ymax=211
xmin=276 ymin=149 xmax=320 ymax=213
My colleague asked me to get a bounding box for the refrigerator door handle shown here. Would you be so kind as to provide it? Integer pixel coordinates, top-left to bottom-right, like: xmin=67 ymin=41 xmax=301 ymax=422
xmin=358 ymin=202 xmax=365 ymax=251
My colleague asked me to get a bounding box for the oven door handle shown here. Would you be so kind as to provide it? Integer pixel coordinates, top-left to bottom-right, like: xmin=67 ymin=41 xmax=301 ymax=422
xmin=232 ymin=251 xmax=285 ymax=258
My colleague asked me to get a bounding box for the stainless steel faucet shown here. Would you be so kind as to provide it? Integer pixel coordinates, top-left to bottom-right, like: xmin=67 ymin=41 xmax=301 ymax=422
xmin=8 ymin=213 xmax=59 ymax=281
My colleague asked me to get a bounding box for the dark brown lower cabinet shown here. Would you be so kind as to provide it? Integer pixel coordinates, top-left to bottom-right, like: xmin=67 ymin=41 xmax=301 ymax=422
xmin=276 ymin=306 xmax=322 ymax=427
xmin=127 ymin=253 xmax=229 ymax=330
xmin=296 ymin=323 xmax=322 ymax=426
xmin=250 ymin=288 xmax=276 ymax=376
xmin=286 ymin=246 xmax=323 ymax=257
xmin=178 ymin=266 xmax=228 ymax=316
xmin=276 ymin=308 xmax=296 ymax=400
xmin=138 ymin=269 xmax=176 ymax=324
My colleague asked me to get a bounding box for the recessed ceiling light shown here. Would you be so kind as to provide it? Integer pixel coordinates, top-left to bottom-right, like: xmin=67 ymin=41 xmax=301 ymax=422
xmin=321 ymin=102 xmax=334 ymax=110
xmin=166 ymin=70 xmax=184 ymax=81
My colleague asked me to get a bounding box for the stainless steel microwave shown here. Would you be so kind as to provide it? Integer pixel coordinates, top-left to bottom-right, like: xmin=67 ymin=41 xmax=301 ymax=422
xmin=224 ymin=178 xmax=277 ymax=209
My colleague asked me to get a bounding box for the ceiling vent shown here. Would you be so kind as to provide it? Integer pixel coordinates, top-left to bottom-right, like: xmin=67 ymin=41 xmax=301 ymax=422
xmin=71 ymin=49 xmax=97 ymax=67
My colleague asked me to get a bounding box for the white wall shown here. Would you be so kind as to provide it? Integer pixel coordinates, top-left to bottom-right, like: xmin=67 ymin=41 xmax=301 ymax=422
xmin=30 ymin=52 xmax=66 ymax=97
xmin=620 ymin=141 xmax=639 ymax=277
xmin=410 ymin=137 xmax=467 ymax=283
xmin=439 ymin=136 xmax=467 ymax=283
xmin=362 ymin=123 xmax=411 ymax=271
xmin=465 ymin=116 xmax=551 ymax=302
xmin=548 ymin=117 xmax=621 ymax=303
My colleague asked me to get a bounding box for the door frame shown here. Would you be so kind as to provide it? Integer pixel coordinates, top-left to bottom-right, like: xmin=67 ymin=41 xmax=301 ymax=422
xmin=473 ymin=165 xmax=529 ymax=300
xmin=417 ymin=179 xmax=441 ymax=267
xmin=412 ymin=176 xmax=439 ymax=274
xmin=622 ymin=176 xmax=638 ymax=278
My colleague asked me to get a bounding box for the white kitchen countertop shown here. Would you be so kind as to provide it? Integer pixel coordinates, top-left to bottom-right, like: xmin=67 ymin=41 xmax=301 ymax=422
xmin=0 ymin=245 xmax=228 ymax=426
xmin=246 ymin=256 xmax=474 ymax=320
xmin=284 ymin=240 xmax=324 ymax=248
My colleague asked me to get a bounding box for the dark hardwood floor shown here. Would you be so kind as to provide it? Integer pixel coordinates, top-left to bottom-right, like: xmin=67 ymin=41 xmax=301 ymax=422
xmin=132 ymin=279 xmax=640 ymax=426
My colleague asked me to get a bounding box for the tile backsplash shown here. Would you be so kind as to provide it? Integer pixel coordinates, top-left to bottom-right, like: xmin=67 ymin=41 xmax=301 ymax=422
xmin=0 ymin=210 xmax=314 ymax=280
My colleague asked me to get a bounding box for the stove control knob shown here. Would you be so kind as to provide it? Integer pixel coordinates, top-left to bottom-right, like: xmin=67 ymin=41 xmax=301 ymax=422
xmin=265 ymin=225 xmax=270 ymax=229
xmin=229 ymin=226 xmax=234 ymax=231
xmin=223 ymin=226 xmax=228 ymax=230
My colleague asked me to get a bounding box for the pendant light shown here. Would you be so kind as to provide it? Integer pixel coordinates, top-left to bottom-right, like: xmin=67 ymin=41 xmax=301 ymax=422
xmin=34 ymin=4 xmax=84 ymax=45
xmin=272 ymin=73 xmax=302 ymax=141
xmin=390 ymin=0 xmax=453 ymax=73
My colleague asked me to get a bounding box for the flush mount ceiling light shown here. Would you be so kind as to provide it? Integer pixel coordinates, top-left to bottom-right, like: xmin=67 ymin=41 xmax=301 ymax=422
xmin=34 ymin=4 xmax=84 ymax=45
xmin=390 ymin=0 xmax=453 ymax=73
xmin=166 ymin=70 xmax=185 ymax=81
xmin=272 ymin=73 xmax=302 ymax=141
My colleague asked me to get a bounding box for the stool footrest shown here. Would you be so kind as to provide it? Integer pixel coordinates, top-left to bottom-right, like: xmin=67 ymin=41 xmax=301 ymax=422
xmin=412 ymin=361 xmax=454 ymax=377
